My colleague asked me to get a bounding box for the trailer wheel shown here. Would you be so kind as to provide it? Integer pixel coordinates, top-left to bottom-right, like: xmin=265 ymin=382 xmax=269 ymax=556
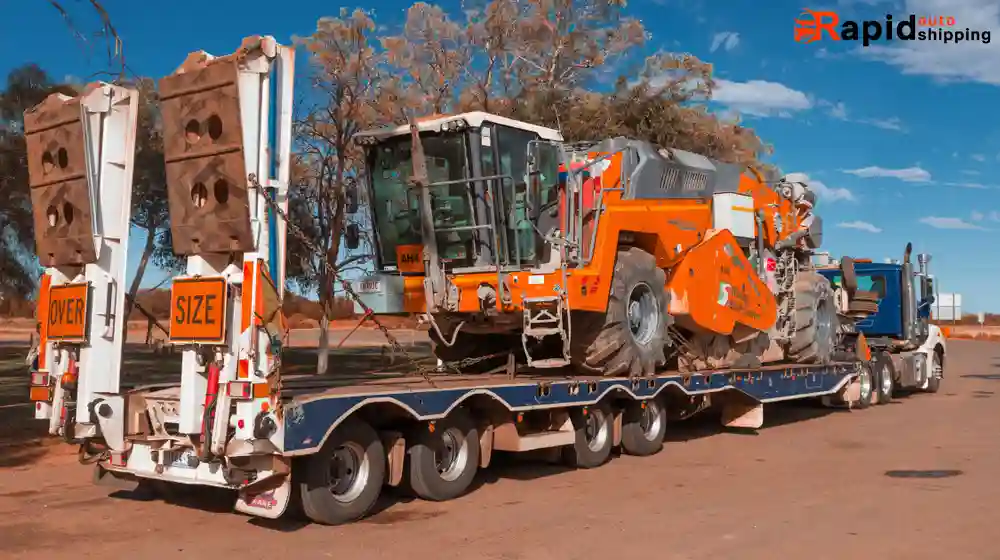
xmin=621 ymin=399 xmax=666 ymax=456
xmin=563 ymin=403 xmax=614 ymax=468
xmin=406 ymin=407 xmax=480 ymax=502
xmin=299 ymin=417 xmax=385 ymax=525
xmin=570 ymin=248 xmax=669 ymax=377
xmin=854 ymin=364 xmax=873 ymax=409
xmin=785 ymin=271 xmax=838 ymax=365
xmin=872 ymin=352 xmax=895 ymax=404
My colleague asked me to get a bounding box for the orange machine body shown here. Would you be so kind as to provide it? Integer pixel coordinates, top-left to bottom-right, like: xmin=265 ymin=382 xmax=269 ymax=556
xmin=390 ymin=147 xmax=801 ymax=338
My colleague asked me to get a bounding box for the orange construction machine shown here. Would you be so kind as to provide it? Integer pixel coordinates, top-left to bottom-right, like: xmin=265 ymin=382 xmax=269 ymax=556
xmin=348 ymin=112 xmax=834 ymax=376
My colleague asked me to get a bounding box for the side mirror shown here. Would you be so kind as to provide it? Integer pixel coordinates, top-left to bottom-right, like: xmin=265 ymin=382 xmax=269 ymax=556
xmin=345 ymin=182 xmax=360 ymax=214
xmin=344 ymin=223 xmax=360 ymax=250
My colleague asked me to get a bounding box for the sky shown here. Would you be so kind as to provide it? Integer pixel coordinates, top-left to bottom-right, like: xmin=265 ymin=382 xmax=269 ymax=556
xmin=3 ymin=0 xmax=999 ymax=312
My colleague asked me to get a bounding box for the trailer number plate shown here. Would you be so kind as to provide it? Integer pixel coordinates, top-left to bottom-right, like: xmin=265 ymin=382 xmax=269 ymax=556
xmin=357 ymin=280 xmax=382 ymax=294
xmin=169 ymin=277 xmax=228 ymax=344
xmin=46 ymin=283 xmax=90 ymax=342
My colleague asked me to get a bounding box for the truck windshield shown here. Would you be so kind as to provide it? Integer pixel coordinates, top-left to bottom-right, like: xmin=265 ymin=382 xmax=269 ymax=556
xmin=369 ymin=133 xmax=471 ymax=268
xmin=829 ymin=273 xmax=886 ymax=298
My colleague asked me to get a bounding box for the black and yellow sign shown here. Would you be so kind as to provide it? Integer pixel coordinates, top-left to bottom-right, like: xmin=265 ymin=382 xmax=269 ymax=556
xmin=169 ymin=277 xmax=228 ymax=344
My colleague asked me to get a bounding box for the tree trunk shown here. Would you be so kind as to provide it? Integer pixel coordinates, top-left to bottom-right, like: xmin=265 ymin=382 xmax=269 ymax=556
xmin=124 ymin=230 xmax=156 ymax=343
xmin=317 ymin=314 xmax=330 ymax=375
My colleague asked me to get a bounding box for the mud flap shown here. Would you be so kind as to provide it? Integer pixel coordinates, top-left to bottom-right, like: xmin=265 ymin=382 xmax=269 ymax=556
xmin=235 ymin=473 xmax=292 ymax=519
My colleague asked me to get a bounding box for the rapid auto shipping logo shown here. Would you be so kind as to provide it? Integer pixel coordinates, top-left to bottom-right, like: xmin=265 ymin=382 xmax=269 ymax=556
xmin=795 ymin=9 xmax=991 ymax=47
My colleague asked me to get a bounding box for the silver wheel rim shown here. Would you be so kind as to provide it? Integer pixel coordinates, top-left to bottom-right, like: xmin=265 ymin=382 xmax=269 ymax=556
xmin=859 ymin=369 xmax=872 ymax=401
xmin=639 ymin=401 xmax=663 ymax=441
xmin=585 ymin=410 xmax=610 ymax=452
xmin=627 ymin=282 xmax=659 ymax=345
xmin=329 ymin=441 xmax=370 ymax=503
xmin=881 ymin=363 xmax=893 ymax=394
xmin=435 ymin=427 xmax=470 ymax=482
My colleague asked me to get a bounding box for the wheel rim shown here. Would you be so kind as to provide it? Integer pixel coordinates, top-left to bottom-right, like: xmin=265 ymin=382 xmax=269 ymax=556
xmin=881 ymin=363 xmax=893 ymax=394
xmin=859 ymin=368 xmax=872 ymax=401
xmin=328 ymin=441 xmax=370 ymax=503
xmin=435 ymin=427 xmax=470 ymax=482
xmin=627 ymin=282 xmax=659 ymax=345
xmin=933 ymin=354 xmax=942 ymax=378
xmin=585 ymin=409 xmax=609 ymax=452
xmin=639 ymin=401 xmax=663 ymax=441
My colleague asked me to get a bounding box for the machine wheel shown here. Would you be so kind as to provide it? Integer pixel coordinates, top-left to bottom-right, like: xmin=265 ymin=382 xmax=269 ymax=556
xmin=429 ymin=329 xmax=515 ymax=373
xmin=785 ymin=271 xmax=838 ymax=365
xmin=923 ymin=348 xmax=943 ymax=393
xmin=406 ymin=408 xmax=480 ymax=502
xmin=299 ymin=417 xmax=386 ymax=525
xmin=621 ymin=399 xmax=667 ymax=456
xmin=562 ymin=403 xmax=614 ymax=468
xmin=872 ymin=352 xmax=895 ymax=404
xmin=570 ymin=248 xmax=670 ymax=376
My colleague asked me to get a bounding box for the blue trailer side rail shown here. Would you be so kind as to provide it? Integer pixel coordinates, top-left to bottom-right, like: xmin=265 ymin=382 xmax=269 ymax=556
xmin=282 ymin=361 xmax=860 ymax=455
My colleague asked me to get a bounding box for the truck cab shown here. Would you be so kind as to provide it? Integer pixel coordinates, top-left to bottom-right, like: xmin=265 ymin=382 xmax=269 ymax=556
xmin=816 ymin=244 xmax=945 ymax=395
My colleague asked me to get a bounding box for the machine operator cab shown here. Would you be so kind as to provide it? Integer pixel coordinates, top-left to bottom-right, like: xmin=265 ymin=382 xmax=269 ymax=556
xmin=350 ymin=112 xmax=565 ymax=282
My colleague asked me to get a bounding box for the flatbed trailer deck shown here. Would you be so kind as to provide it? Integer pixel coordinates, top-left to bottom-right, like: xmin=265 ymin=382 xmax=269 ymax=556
xmin=95 ymin=358 xmax=868 ymax=526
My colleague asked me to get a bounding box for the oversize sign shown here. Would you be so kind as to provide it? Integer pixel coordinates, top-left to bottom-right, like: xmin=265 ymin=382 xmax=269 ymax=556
xmin=47 ymin=283 xmax=89 ymax=342
xmin=169 ymin=277 xmax=228 ymax=344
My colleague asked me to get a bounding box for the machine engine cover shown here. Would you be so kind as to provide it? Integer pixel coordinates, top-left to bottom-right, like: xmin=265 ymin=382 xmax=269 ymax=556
xmin=23 ymin=92 xmax=97 ymax=266
xmin=160 ymin=50 xmax=253 ymax=255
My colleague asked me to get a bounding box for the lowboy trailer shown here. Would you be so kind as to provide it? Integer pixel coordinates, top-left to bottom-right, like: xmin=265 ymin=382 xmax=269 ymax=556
xmin=21 ymin=35 xmax=927 ymax=527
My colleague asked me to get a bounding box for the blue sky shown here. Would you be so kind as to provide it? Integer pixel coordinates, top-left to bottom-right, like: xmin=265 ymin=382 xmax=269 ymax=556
xmin=4 ymin=0 xmax=999 ymax=312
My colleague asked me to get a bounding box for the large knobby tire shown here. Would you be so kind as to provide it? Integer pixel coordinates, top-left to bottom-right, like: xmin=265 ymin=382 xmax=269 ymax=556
xmin=785 ymin=271 xmax=838 ymax=365
xmin=405 ymin=408 xmax=480 ymax=502
xmin=299 ymin=417 xmax=386 ymax=525
xmin=429 ymin=329 xmax=516 ymax=373
xmin=570 ymin=248 xmax=670 ymax=376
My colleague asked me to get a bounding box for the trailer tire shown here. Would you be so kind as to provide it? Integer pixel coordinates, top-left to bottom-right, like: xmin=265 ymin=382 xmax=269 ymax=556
xmin=570 ymin=248 xmax=669 ymax=376
xmin=299 ymin=417 xmax=385 ymax=525
xmin=785 ymin=271 xmax=837 ymax=365
xmin=563 ymin=403 xmax=614 ymax=468
xmin=854 ymin=364 xmax=873 ymax=409
xmin=872 ymin=352 xmax=895 ymax=404
xmin=406 ymin=407 xmax=480 ymax=502
xmin=621 ymin=399 xmax=667 ymax=456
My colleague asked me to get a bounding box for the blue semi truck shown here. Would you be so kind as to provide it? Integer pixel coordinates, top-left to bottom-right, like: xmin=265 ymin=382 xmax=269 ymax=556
xmin=816 ymin=242 xmax=946 ymax=405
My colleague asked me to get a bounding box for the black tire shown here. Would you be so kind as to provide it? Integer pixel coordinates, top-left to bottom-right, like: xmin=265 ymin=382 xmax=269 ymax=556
xmin=562 ymin=403 xmax=614 ymax=468
xmin=924 ymin=349 xmax=943 ymax=393
xmin=299 ymin=417 xmax=386 ymax=525
xmin=620 ymin=399 xmax=667 ymax=456
xmin=429 ymin=329 xmax=515 ymax=373
xmin=570 ymin=248 xmax=670 ymax=376
xmin=406 ymin=408 xmax=480 ymax=502
xmin=854 ymin=363 xmax=873 ymax=409
xmin=785 ymin=271 xmax=838 ymax=364
xmin=872 ymin=352 xmax=895 ymax=404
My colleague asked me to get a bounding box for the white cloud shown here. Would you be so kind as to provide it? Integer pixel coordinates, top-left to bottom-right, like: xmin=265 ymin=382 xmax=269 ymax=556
xmin=972 ymin=153 xmax=987 ymax=162
xmin=962 ymin=169 xmax=981 ymax=176
xmin=919 ymin=216 xmax=987 ymax=230
xmin=860 ymin=0 xmax=1000 ymax=86
xmin=838 ymin=220 xmax=883 ymax=233
xmin=842 ymin=166 xmax=932 ymax=182
xmin=785 ymin=172 xmax=855 ymax=201
xmin=944 ymin=181 xmax=991 ymax=189
xmin=991 ymin=210 xmax=1000 ymax=221
xmin=710 ymin=31 xmax=740 ymax=53
xmin=818 ymin=101 xmax=905 ymax=131
xmin=711 ymin=79 xmax=813 ymax=117
xmin=972 ymin=210 xmax=985 ymax=221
